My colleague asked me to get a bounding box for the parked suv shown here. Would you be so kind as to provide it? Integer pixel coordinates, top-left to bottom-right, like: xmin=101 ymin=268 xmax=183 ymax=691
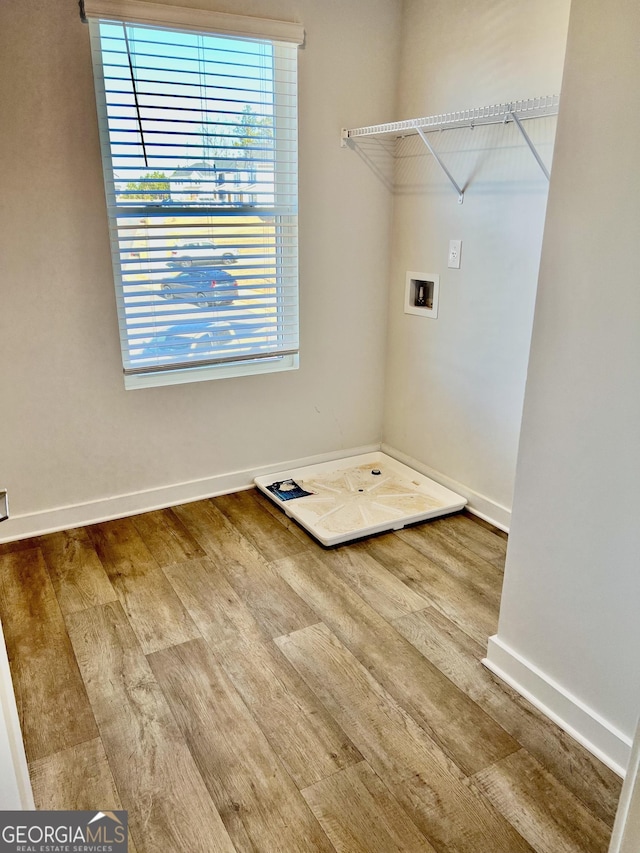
xmin=139 ymin=319 xmax=276 ymax=362
xmin=167 ymin=239 xmax=238 ymax=267
xmin=139 ymin=321 xmax=237 ymax=361
xmin=160 ymin=267 xmax=238 ymax=308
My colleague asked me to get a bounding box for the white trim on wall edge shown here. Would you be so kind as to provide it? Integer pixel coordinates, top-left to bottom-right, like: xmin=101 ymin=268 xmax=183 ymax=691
xmin=0 ymin=444 xmax=380 ymax=543
xmin=609 ymin=718 xmax=640 ymax=853
xmin=381 ymin=443 xmax=511 ymax=531
xmin=484 ymin=635 xmax=632 ymax=777
xmin=0 ymin=631 xmax=33 ymax=809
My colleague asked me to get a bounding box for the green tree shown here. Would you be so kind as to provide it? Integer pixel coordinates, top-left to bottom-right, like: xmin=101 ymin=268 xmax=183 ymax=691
xmin=233 ymin=105 xmax=273 ymax=150
xmin=199 ymin=107 xmax=273 ymax=160
xmin=200 ymin=121 xmax=230 ymax=160
xmin=124 ymin=171 xmax=170 ymax=200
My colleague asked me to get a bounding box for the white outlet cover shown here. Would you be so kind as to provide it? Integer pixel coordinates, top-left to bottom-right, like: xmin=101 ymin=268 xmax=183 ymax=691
xmin=448 ymin=239 xmax=462 ymax=269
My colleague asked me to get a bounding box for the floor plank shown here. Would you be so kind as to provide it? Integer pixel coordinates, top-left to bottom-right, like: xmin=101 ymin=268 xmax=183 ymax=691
xmin=29 ymin=737 xmax=139 ymax=853
xmin=317 ymin=546 xmax=430 ymax=621
xmin=431 ymin=512 xmax=508 ymax=569
xmin=163 ymin=557 xmax=267 ymax=647
xmin=252 ymin=488 xmax=319 ymax=548
xmin=213 ymin=489 xmax=310 ymax=561
xmin=465 ymin=510 xmax=509 ymax=540
xmin=273 ymin=550 xmax=518 ymax=775
xmin=39 ymin=527 xmax=117 ymax=615
xmin=214 ymin=635 xmax=363 ymax=789
xmin=149 ymin=638 xmax=335 ymax=853
xmin=0 ymin=537 xmax=42 ymax=556
xmin=88 ymin=518 xmax=200 ymax=654
xmin=87 ymin=518 xmax=159 ymax=591
xmin=397 ymin=522 xmax=504 ymax=603
xmin=173 ymin=499 xmax=318 ymax=638
xmin=394 ymin=606 xmax=622 ymax=826
xmin=0 ymin=548 xmax=98 ymax=762
xmin=164 ymin=557 xmax=362 ymax=788
xmin=277 ymin=622 xmax=535 ymax=853
xmin=472 ymin=749 xmax=613 ymax=853
xmin=302 ymin=760 xmax=435 ymax=853
xmin=361 ymin=533 xmax=499 ymax=645
xmin=117 ymin=572 xmax=201 ymax=654
xmin=66 ymin=601 xmax=236 ymax=853
xmin=132 ymin=507 xmax=205 ymax=566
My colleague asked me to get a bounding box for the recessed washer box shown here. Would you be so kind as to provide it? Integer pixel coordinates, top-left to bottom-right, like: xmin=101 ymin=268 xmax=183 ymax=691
xmin=255 ymin=451 xmax=466 ymax=547
xmin=405 ymin=271 xmax=439 ymax=318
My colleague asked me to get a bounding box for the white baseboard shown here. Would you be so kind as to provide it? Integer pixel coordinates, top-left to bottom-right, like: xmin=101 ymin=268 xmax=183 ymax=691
xmin=3 ymin=443 xmax=509 ymax=543
xmin=0 ymin=444 xmax=380 ymax=543
xmin=484 ymin=635 xmax=631 ymax=777
xmin=381 ymin=443 xmax=511 ymax=531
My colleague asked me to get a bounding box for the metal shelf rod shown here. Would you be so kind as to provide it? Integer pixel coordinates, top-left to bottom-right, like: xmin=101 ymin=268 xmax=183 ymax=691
xmin=508 ymin=110 xmax=551 ymax=181
xmin=416 ymin=126 xmax=465 ymax=204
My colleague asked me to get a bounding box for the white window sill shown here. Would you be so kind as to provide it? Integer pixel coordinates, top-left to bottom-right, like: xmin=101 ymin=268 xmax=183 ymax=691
xmin=124 ymin=353 xmax=299 ymax=390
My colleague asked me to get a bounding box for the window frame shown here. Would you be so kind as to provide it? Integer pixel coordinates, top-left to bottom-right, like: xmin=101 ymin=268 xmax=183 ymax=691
xmin=86 ymin=4 xmax=302 ymax=389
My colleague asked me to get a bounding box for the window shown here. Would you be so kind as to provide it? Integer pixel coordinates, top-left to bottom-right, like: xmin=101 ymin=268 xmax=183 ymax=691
xmin=85 ymin=2 xmax=302 ymax=388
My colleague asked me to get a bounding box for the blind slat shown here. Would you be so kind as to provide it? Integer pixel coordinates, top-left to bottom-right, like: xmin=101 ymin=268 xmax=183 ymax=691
xmin=89 ymin=14 xmax=298 ymax=383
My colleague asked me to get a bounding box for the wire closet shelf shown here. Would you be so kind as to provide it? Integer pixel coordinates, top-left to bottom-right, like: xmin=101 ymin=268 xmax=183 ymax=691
xmin=341 ymin=95 xmax=560 ymax=203
xmin=342 ymin=95 xmax=559 ymax=141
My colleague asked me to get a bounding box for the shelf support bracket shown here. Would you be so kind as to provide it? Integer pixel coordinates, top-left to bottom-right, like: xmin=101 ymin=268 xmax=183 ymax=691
xmin=416 ymin=127 xmax=464 ymax=204
xmin=508 ymin=111 xmax=550 ymax=181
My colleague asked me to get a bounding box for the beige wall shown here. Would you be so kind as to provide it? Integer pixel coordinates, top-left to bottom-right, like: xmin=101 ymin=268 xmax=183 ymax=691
xmin=0 ymin=0 xmax=401 ymax=535
xmin=382 ymin=0 xmax=570 ymax=523
xmin=493 ymin=0 xmax=640 ymax=763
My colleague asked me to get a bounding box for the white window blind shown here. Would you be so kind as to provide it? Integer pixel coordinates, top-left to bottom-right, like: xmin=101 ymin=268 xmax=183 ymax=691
xmin=86 ymin=8 xmax=299 ymax=387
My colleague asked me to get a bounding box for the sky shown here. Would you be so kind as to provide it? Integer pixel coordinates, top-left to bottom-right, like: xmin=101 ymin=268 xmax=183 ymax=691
xmin=97 ymin=21 xmax=276 ymax=186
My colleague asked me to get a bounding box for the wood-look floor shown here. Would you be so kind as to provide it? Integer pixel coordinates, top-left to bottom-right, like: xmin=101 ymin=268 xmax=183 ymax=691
xmin=0 ymin=491 xmax=621 ymax=853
